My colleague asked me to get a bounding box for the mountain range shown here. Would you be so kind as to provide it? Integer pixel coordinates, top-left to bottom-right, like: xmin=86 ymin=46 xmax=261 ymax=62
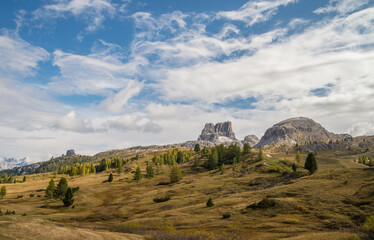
xmin=0 ymin=156 xmax=31 ymax=171
xmin=2 ymin=116 xmax=374 ymax=175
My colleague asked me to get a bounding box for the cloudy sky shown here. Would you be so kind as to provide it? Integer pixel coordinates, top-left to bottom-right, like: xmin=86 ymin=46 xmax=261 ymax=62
xmin=1 ymin=0 xmax=374 ymax=162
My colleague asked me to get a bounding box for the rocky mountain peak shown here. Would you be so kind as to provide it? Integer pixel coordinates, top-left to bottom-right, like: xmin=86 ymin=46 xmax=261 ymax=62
xmin=255 ymin=117 xmax=352 ymax=148
xmin=243 ymin=135 xmax=259 ymax=147
xmin=198 ymin=121 xmax=236 ymax=142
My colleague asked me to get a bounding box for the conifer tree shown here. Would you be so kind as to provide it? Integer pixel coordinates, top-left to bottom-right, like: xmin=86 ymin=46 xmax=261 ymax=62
xmin=206 ymin=197 xmax=214 ymax=207
xmin=63 ymin=187 xmax=74 ymax=207
xmin=146 ymin=164 xmax=154 ymax=179
xmin=304 ymin=152 xmax=318 ymax=174
xmin=208 ymin=149 xmax=218 ymax=170
xmin=292 ymin=163 xmax=297 ymax=172
xmin=3 ymin=174 xmax=7 ymax=183
xmin=118 ymin=159 xmax=123 ymax=174
xmin=134 ymin=167 xmax=142 ymax=182
xmin=219 ymin=164 xmax=226 ymax=174
xmin=46 ymin=179 xmax=55 ymax=198
xmin=54 ymin=177 xmax=68 ymax=199
xmin=0 ymin=186 xmax=6 ymax=198
xmin=296 ymin=150 xmax=301 ymax=163
xmin=108 ymin=173 xmax=113 ymax=182
xmin=194 ymin=143 xmax=201 ymax=153
xmin=170 ymin=165 xmax=183 ymax=183
xmin=258 ymin=148 xmax=264 ymax=161
xmin=243 ymin=143 xmax=251 ymax=154
xmin=8 ymin=175 xmax=13 ymax=184
xmin=23 ymin=176 xmax=26 ymax=182
xmin=156 ymin=163 xmax=162 ymax=175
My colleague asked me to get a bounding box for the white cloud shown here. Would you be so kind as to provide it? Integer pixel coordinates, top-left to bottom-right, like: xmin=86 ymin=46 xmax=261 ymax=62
xmin=33 ymin=0 xmax=117 ymax=32
xmin=49 ymin=44 xmax=147 ymax=95
xmin=217 ymin=0 xmax=297 ymax=25
xmin=314 ymin=0 xmax=369 ymax=15
xmin=107 ymin=114 xmax=162 ymax=133
xmin=53 ymin=111 xmax=95 ymax=133
xmin=0 ymin=30 xmax=49 ymax=77
xmin=99 ymin=80 xmax=143 ymax=113
xmin=155 ymin=7 xmax=374 ymax=105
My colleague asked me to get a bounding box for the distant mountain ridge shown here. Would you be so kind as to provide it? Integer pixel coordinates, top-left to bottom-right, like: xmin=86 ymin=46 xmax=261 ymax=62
xmin=3 ymin=117 xmax=374 ymax=176
xmin=0 ymin=156 xmax=31 ymax=171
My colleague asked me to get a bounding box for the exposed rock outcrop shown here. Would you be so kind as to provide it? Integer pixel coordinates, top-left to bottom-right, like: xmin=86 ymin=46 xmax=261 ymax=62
xmin=66 ymin=149 xmax=76 ymax=156
xmin=243 ymin=135 xmax=259 ymax=147
xmin=198 ymin=121 xmax=236 ymax=142
xmin=255 ymin=117 xmax=352 ymax=149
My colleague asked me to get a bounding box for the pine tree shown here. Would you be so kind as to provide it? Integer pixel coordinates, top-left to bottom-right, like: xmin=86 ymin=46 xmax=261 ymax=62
xmin=0 ymin=186 xmax=6 ymax=199
xmin=219 ymin=164 xmax=226 ymax=174
xmin=54 ymin=177 xmax=68 ymax=199
xmin=258 ymin=148 xmax=264 ymax=161
xmin=243 ymin=143 xmax=251 ymax=154
xmin=304 ymin=152 xmax=318 ymax=174
xmin=296 ymin=150 xmax=301 ymax=163
xmin=46 ymin=179 xmax=55 ymax=198
xmin=118 ymin=159 xmax=123 ymax=174
xmin=206 ymin=197 xmax=214 ymax=207
xmin=23 ymin=176 xmax=26 ymax=182
xmin=156 ymin=163 xmax=162 ymax=175
xmin=8 ymin=175 xmax=13 ymax=184
xmin=194 ymin=144 xmax=201 ymax=153
xmin=63 ymin=187 xmax=74 ymax=207
xmin=134 ymin=167 xmax=142 ymax=182
xmin=146 ymin=164 xmax=154 ymax=179
xmin=108 ymin=173 xmax=113 ymax=182
xmin=3 ymin=174 xmax=8 ymax=183
xmin=208 ymin=149 xmax=218 ymax=170
xmin=292 ymin=163 xmax=297 ymax=172
xmin=170 ymin=165 xmax=183 ymax=183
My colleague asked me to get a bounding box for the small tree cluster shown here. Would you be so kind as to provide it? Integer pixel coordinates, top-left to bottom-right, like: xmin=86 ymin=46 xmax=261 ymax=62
xmin=356 ymin=155 xmax=373 ymax=167
xmin=170 ymin=165 xmax=183 ymax=183
xmin=0 ymin=174 xmax=15 ymax=184
xmin=152 ymin=148 xmax=191 ymax=166
xmin=46 ymin=177 xmax=69 ymax=199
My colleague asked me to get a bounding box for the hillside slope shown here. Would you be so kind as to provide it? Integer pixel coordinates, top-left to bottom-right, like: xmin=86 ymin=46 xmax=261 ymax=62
xmin=0 ymin=148 xmax=372 ymax=239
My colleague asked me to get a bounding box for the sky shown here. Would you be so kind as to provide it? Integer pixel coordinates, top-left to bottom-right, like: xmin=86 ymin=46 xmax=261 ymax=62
xmin=1 ymin=0 xmax=374 ymax=162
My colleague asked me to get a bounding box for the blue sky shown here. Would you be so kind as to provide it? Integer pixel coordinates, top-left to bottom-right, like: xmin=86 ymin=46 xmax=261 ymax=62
xmin=1 ymin=0 xmax=374 ymax=162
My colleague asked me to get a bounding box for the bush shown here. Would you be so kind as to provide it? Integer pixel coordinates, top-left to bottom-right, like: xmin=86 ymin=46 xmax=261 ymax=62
xmin=5 ymin=210 xmax=15 ymax=215
xmin=247 ymin=198 xmax=278 ymax=210
xmin=158 ymin=181 xmax=170 ymax=185
xmin=268 ymin=164 xmax=291 ymax=174
xmin=283 ymin=218 xmax=299 ymax=224
xmin=29 ymin=194 xmax=35 ymax=197
xmin=72 ymin=187 xmax=80 ymax=193
xmin=206 ymin=197 xmax=214 ymax=207
xmin=153 ymin=196 xmax=171 ymax=203
xmin=16 ymin=195 xmax=23 ymax=199
xmin=222 ymin=212 xmax=231 ymax=219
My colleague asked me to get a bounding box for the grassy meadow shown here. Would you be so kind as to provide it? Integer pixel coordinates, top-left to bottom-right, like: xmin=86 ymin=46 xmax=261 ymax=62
xmin=0 ymin=148 xmax=373 ymax=239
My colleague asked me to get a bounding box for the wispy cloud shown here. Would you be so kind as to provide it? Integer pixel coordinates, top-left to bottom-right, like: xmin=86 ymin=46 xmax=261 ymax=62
xmin=33 ymin=0 xmax=117 ymax=32
xmin=217 ymin=0 xmax=298 ymax=25
xmin=314 ymin=0 xmax=369 ymax=15
xmin=0 ymin=30 xmax=49 ymax=78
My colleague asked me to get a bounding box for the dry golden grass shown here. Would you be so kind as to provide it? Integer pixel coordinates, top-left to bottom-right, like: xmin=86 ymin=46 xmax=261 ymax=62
xmin=0 ymin=149 xmax=373 ymax=239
